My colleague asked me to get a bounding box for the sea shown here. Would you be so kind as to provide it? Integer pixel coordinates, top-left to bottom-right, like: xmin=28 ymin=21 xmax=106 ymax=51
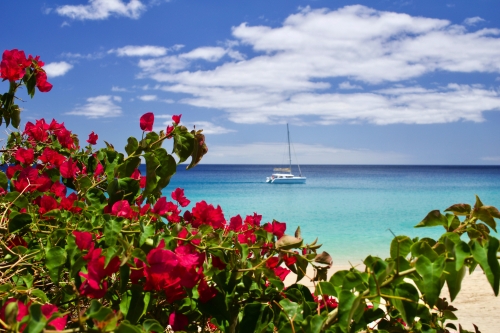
xmin=162 ymin=165 xmax=500 ymax=265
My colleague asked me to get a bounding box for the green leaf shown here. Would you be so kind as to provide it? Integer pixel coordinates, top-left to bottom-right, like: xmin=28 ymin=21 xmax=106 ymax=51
xmin=104 ymin=218 xmax=122 ymax=247
xmin=276 ymin=235 xmax=303 ymax=250
xmin=0 ymin=171 xmax=8 ymax=190
xmin=240 ymin=303 xmax=274 ymax=333
xmin=154 ymin=148 xmax=176 ymax=191
xmin=444 ymin=260 xmax=466 ymax=301
xmin=415 ymin=210 xmax=447 ymax=228
xmin=5 ymin=191 xmax=29 ymax=209
xmin=8 ymin=213 xmax=32 ymax=232
xmin=444 ymin=203 xmax=471 ymax=216
xmin=45 ymin=247 xmax=67 ymax=284
xmin=107 ymin=177 xmax=140 ymax=206
xmin=470 ymin=237 xmax=500 ymax=295
xmin=415 ymin=255 xmax=446 ymax=307
xmin=173 ymin=125 xmax=195 ymax=163
xmin=10 ymin=105 xmax=21 ymax=129
xmin=125 ymin=137 xmax=139 ymax=156
xmin=25 ymin=304 xmax=47 ymax=333
xmin=315 ymin=281 xmax=336 ymax=297
xmin=279 ymin=298 xmax=303 ymax=322
xmin=484 ymin=205 xmax=500 ymax=219
xmin=390 ymin=235 xmax=413 ymax=259
xmin=473 ymin=206 xmax=497 ymax=232
xmin=392 ymin=282 xmax=419 ymax=325
xmin=30 ymin=289 xmax=48 ymax=303
xmin=116 ymin=157 xmax=141 ymax=179
xmin=143 ymin=152 xmax=160 ymax=197
xmin=337 ymin=290 xmax=362 ymax=332
xmin=142 ymin=319 xmax=164 ymax=333
xmin=187 ymin=131 xmax=208 ymax=169
xmin=115 ymin=322 xmax=142 ymax=333
xmin=120 ymin=285 xmax=146 ymax=324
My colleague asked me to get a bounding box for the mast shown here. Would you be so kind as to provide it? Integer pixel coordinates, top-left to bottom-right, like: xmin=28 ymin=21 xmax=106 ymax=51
xmin=287 ymin=123 xmax=292 ymax=174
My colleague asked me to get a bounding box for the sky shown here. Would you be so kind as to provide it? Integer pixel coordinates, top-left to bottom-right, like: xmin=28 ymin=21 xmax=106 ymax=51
xmin=2 ymin=0 xmax=500 ymax=165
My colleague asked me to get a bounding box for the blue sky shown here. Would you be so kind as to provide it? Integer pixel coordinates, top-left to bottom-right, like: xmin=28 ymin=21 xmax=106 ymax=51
xmin=2 ymin=0 xmax=500 ymax=164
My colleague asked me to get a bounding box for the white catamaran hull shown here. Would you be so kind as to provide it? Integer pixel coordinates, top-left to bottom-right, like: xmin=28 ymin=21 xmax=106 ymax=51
xmin=266 ymin=176 xmax=306 ymax=184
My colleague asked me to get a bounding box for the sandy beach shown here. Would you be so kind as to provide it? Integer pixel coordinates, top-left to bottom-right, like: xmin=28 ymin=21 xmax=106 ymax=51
xmin=284 ymin=265 xmax=500 ymax=333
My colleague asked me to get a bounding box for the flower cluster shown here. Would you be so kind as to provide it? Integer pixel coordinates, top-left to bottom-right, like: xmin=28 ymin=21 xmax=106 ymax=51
xmin=0 ymin=49 xmax=52 ymax=92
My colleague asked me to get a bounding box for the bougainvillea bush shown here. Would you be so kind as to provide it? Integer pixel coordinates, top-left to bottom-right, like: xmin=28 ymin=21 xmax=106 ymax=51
xmin=1 ymin=49 xmax=500 ymax=333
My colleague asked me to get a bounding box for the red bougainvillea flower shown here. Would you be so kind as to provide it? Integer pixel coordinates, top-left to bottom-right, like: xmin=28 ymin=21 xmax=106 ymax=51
xmin=174 ymin=244 xmax=205 ymax=288
xmin=94 ymin=163 xmax=104 ymax=177
xmin=143 ymin=240 xmax=186 ymax=302
xmin=15 ymin=148 xmax=35 ymax=165
xmin=190 ymin=200 xmax=226 ymax=229
xmin=228 ymin=215 xmax=243 ymax=232
xmin=140 ymin=112 xmax=154 ymax=131
xmin=41 ymin=304 xmax=68 ymax=331
xmin=79 ymin=247 xmax=120 ymax=299
xmin=273 ymin=266 xmax=291 ymax=281
xmin=39 ymin=195 xmax=58 ymax=215
xmin=60 ymin=158 xmax=79 ymax=179
xmin=211 ymin=255 xmax=226 ymax=270
xmin=266 ymin=257 xmax=280 ymax=269
xmin=73 ymin=231 xmax=94 ymax=251
xmin=198 ymin=279 xmax=217 ymax=303
xmin=171 ymin=188 xmax=190 ymax=207
xmin=263 ymin=220 xmax=287 ymax=239
xmin=35 ymin=70 xmax=53 ymax=92
xmin=50 ymin=181 xmax=67 ymax=197
xmin=39 ymin=148 xmax=65 ymax=167
xmin=244 ymin=213 xmax=262 ymax=227
xmin=7 ymin=235 xmax=28 ymax=249
xmin=172 ymin=114 xmax=182 ymax=125
xmin=0 ymin=49 xmax=31 ymax=82
xmin=130 ymin=169 xmax=141 ymax=180
xmin=283 ymin=253 xmax=297 ymax=266
xmin=152 ymin=197 xmax=169 ymax=215
xmin=166 ymin=125 xmax=174 ymax=138
xmin=313 ymin=295 xmax=338 ymax=311
xmin=61 ymin=193 xmax=81 ymax=212
xmin=87 ymin=131 xmax=98 ymax=145
xmin=111 ymin=200 xmax=133 ymax=219
xmin=169 ymin=311 xmax=189 ymax=332
xmin=0 ymin=299 xmax=29 ymax=327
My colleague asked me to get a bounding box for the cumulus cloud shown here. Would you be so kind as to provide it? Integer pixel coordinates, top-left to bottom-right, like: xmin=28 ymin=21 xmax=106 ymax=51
xmin=180 ymin=121 xmax=236 ymax=135
xmin=338 ymin=81 xmax=362 ymax=90
xmin=137 ymin=95 xmax=157 ymax=101
xmin=464 ymin=16 xmax=485 ymax=26
xmin=56 ymin=0 xmax=146 ymax=20
xmin=138 ymin=46 xmax=242 ymax=73
xmin=111 ymin=86 xmax=130 ymax=92
xmin=110 ymin=45 xmax=168 ymax=57
xmin=66 ymin=95 xmax=122 ymax=118
xmin=136 ymin=5 xmax=500 ymax=125
xmin=43 ymin=62 xmax=73 ymax=77
xmin=202 ymin=142 xmax=410 ymax=164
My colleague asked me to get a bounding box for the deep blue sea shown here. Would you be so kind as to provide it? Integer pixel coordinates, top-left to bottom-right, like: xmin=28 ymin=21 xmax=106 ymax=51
xmin=159 ymin=165 xmax=500 ymax=265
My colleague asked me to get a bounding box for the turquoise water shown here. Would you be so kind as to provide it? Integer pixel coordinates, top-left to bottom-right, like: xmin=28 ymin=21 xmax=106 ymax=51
xmin=159 ymin=165 xmax=500 ymax=265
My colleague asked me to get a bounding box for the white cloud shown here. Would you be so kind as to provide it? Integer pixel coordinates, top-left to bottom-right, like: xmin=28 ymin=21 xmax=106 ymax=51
xmin=482 ymin=156 xmax=500 ymax=162
xmin=61 ymin=52 xmax=104 ymax=60
xmin=338 ymin=81 xmax=362 ymax=90
xmin=464 ymin=16 xmax=485 ymax=26
xmin=110 ymin=45 xmax=168 ymax=57
xmin=137 ymin=5 xmax=500 ymax=125
xmin=43 ymin=62 xmax=73 ymax=77
xmin=138 ymin=95 xmax=157 ymax=101
xmin=138 ymin=46 xmax=241 ymax=73
xmin=181 ymin=121 xmax=236 ymax=135
xmin=66 ymin=95 xmax=122 ymax=118
xmin=201 ymin=142 xmax=410 ymax=164
xmin=111 ymin=86 xmax=130 ymax=92
xmin=56 ymin=0 xmax=146 ymax=20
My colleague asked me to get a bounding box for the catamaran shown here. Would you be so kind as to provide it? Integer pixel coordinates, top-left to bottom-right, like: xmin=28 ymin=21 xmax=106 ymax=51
xmin=266 ymin=124 xmax=306 ymax=184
